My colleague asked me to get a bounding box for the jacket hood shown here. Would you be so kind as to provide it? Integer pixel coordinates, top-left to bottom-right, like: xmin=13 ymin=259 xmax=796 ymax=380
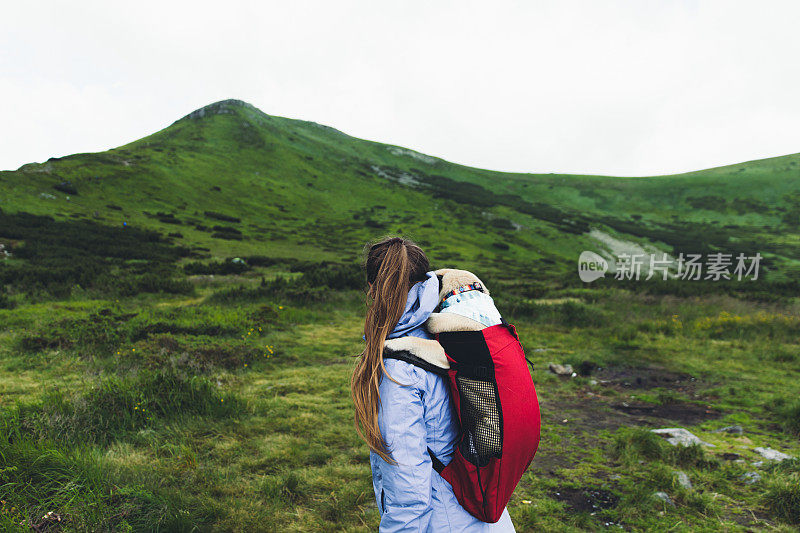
xmin=386 ymin=270 xmax=439 ymax=340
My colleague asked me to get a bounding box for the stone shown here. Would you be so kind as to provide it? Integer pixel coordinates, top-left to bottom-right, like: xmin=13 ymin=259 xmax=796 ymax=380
xmin=651 ymin=428 xmax=715 ymax=447
xmin=675 ymin=471 xmax=692 ymax=489
xmin=740 ymin=471 xmax=761 ymax=484
xmin=714 ymin=425 xmax=744 ymax=435
xmin=653 ymin=492 xmax=675 ymax=506
xmin=548 ymin=363 xmax=573 ymax=376
xmin=753 ymin=447 xmax=793 ymax=462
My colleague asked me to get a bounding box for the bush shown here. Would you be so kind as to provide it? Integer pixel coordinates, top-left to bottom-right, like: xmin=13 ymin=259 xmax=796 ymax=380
xmin=59 ymin=309 xmax=131 ymax=357
xmin=0 ymin=287 xmax=14 ymax=309
xmin=53 ymin=181 xmax=78 ymax=195
xmin=204 ymin=211 xmax=241 ymax=223
xmin=612 ymin=427 xmax=666 ymax=463
xmin=212 ymin=225 xmax=241 ymax=235
xmin=0 ymin=412 xmax=210 ymax=530
xmin=763 ymin=473 xmax=800 ymax=524
xmin=104 ymin=273 xmax=193 ymax=296
xmin=208 ymin=277 xmax=327 ymax=305
xmin=211 ymin=232 xmax=243 ymax=240
xmin=131 ymin=334 xmax=263 ymax=372
xmin=300 ymin=263 xmax=363 ymax=290
xmin=183 ymin=259 xmax=250 ymax=275
xmin=771 ymin=398 xmax=800 ymax=436
xmin=0 ymin=212 xmax=189 ymax=298
xmin=500 ymin=299 xmax=607 ymax=328
xmin=244 ymin=255 xmax=280 ymax=267
xmin=611 ymin=427 xmax=718 ymax=470
xmin=7 ymin=368 xmax=245 ymax=444
xmin=15 ymin=333 xmax=72 ymax=353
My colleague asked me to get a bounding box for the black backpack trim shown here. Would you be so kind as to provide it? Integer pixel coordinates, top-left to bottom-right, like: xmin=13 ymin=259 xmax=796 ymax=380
xmin=383 ymin=348 xmax=448 ymax=376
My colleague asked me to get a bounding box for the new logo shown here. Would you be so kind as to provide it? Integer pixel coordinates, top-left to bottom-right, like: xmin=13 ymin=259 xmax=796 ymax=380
xmin=578 ymin=251 xmax=608 ymax=283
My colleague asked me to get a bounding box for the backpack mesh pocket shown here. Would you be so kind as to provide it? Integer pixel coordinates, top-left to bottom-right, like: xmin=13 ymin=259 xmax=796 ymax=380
xmin=456 ymin=375 xmax=502 ymax=466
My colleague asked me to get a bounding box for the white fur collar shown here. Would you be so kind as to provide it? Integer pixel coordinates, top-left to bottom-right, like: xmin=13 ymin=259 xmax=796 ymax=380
xmin=383 ymin=336 xmax=449 ymax=370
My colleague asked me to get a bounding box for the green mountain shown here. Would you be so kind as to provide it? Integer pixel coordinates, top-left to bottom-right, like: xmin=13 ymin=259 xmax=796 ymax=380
xmin=2 ymin=98 xmax=799 ymax=280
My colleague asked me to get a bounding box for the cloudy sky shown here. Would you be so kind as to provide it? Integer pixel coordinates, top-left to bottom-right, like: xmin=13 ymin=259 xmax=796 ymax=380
xmin=2 ymin=1 xmax=799 ymax=176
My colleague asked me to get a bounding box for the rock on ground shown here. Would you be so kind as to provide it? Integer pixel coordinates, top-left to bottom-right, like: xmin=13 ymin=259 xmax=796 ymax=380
xmin=753 ymin=447 xmax=794 ymax=462
xmin=741 ymin=472 xmax=761 ymax=484
xmin=675 ymin=471 xmax=692 ymax=489
xmin=651 ymin=428 xmax=715 ymax=447
xmin=548 ymin=363 xmax=573 ymax=376
xmin=653 ymin=492 xmax=675 ymax=506
xmin=714 ymin=425 xmax=744 ymax=435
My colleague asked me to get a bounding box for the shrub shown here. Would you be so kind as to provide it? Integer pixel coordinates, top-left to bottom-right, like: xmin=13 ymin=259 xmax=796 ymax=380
xmin=204 ymin=211 xmax=241 ymax=223
xmin=612 ymin=427 xmax=666 ymax=463
xmin=763 ymin=473 xmax=800 ymax=524
xmin=208 ymin=277 xmax=326 ymax=305
xmin=0 ymin=287 xmax=14 ymax=309
xmin=693 ymin=311 xmax=800 ymax=340
xmin=212 ymin=225 xmax=241 ymax=235
xmin=53 ymin=181 xmax=78 ymax=195
xmin=14 ymin=333 xmax=71 ymax=353
xmin=244 ymin=255 xmax=280 ymax=267
xmin=7 ymin=368 xmax=245 ymax=444
xmin=490 ymin=217 xmax=515 ymax=230
xmin=0 ymin=212 xmax=189 ymax=298
xmin=184 ymin=259 xmax=250 ymax=276
xmin=211 ymin=232 xmax=243 ymax=240
xmin=300 ymin=263 xmax=363 ymax=290
xmin=771 ymin=398 xmax=800 ymax=436
xmin=500 ymin=299 xmax=607 ymax=328
xmin=0 ymin=411 xmax=210 ymax=530
xmin=611 ymin=427 xmax=718 ymax=470
xmin=131 ymin=334 xmax=263 ymax=372
xmin=58 ymin=309 xmax=134 ymax=357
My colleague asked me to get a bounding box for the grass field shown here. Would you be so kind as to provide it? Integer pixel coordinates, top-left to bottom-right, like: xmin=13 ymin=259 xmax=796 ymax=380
xmin=1 ymin=99 xmax=799 ymax=531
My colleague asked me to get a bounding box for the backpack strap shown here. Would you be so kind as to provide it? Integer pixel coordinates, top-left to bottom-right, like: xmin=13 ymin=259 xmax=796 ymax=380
xmin=427 ymin=447 xmax=445 ymax=473
xmin=383 ymin=336 xmax=449 ymax=375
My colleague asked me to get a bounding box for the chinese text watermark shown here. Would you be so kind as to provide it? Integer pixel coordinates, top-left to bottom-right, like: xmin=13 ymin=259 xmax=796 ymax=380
xmin=578 ymin=252 xmax=761 ymax=283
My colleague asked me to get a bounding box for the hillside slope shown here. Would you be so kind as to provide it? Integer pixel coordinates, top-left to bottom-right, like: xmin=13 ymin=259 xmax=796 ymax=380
xmin=2 ymin=99 xmax=799 ymax=280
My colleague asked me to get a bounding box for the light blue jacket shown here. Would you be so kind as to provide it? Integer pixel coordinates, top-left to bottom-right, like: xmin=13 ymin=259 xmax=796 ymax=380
xmin=369 ymin=273 xmax=515 ymax=532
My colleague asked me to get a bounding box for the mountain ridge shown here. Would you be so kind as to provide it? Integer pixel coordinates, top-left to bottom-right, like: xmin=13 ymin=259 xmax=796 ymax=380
xmin=2 ymin=98 xmax=799 ymax=280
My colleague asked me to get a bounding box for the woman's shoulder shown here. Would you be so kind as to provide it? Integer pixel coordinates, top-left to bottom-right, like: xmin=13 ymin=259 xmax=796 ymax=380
xmin=381 ymin=357 xmax=426 ymax=387
xmin=382 ymin=336 xmax=449 ymax=375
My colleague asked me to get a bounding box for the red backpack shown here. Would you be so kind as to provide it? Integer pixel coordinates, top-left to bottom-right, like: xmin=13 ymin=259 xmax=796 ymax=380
xmin=385 ymin=320 xmax=541 ymax=522
xmin=427 ymin=321 xmax=541 ymax=522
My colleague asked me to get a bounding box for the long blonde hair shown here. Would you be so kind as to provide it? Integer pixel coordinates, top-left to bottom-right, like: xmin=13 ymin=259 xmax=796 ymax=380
xmin=351 ymin=236 xmax=430 ymax=462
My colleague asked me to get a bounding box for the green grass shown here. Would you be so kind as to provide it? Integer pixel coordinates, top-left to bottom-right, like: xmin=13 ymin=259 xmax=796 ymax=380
xmin=0 ymin=279 xmax=798 ymax=531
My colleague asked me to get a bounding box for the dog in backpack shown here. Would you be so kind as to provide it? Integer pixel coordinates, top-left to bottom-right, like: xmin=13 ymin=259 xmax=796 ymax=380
xmin=426 ymin=268 xmax=503 ymax=333
xmin=381 ymin=268 xmax=504 ymax=367
xmin=426 ymin=268 xmax=504 ymax=456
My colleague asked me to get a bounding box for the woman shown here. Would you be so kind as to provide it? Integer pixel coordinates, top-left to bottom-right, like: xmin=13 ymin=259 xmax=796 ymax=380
xmin=351 ymin=236 xmax=515 ymax=532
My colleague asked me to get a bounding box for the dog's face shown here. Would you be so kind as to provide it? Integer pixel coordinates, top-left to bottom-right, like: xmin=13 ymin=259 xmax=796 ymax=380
xmin=434 ymin=268 xmax=490 ymax=303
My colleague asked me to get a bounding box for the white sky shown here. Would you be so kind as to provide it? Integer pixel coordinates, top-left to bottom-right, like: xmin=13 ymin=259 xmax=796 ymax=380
xmin=2 ymin=0 xmax=800 ymax=176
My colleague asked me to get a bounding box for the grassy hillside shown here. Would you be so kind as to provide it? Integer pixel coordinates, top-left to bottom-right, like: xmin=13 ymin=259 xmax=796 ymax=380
xmin=3 ymin=99 xmax=799 ymax=280
xmin=0 ymin=100 xmax=799 ymax=532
